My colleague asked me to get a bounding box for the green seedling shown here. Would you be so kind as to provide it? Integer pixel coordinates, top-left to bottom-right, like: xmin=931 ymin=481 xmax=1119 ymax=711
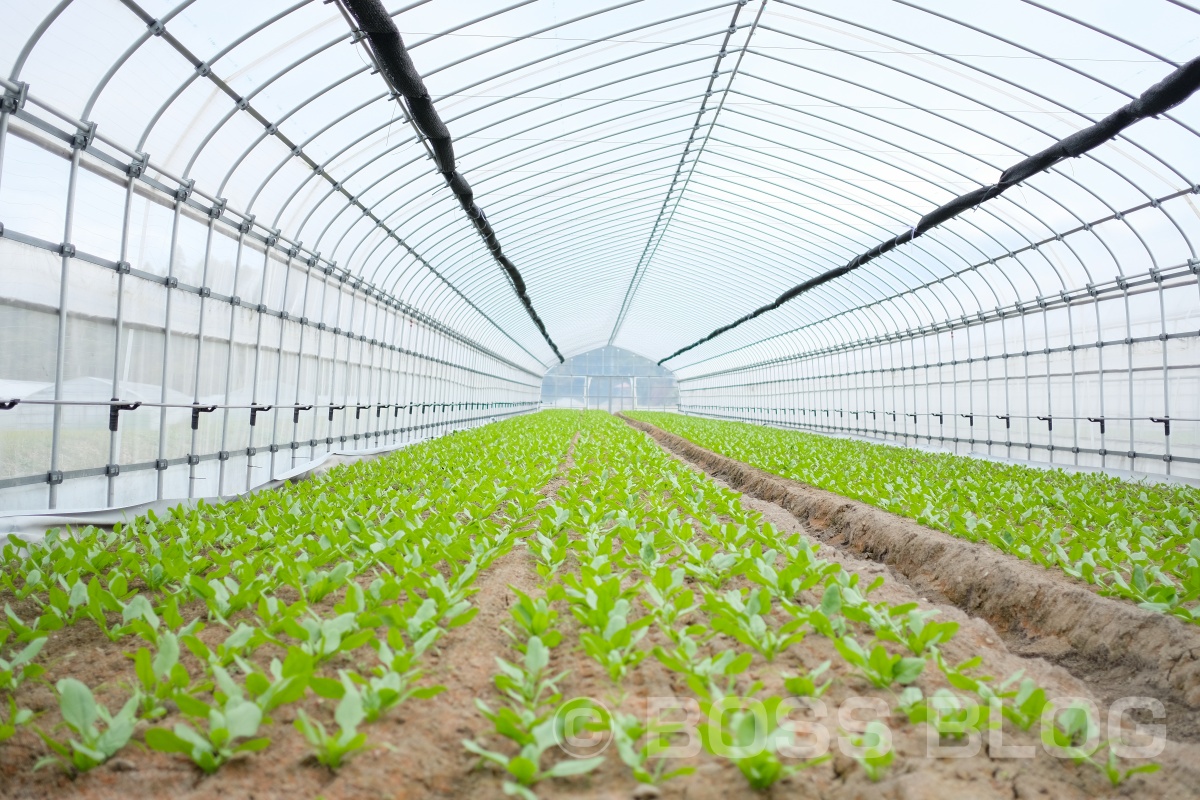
xmin=1041 ymin=702 xmax=1102 ymax=763
xmin=698 ymin=696 xmax=830 ymax=790
xmin=1098 ymin=749 xmax=1161 ymax=787
xmin=35 ymin=679 xmax=139 ymax=773
xmin=294 ymin=673 xmax=372 ymax=770
xmin=280 ymin=611 xmax=376 ymax=663
xmin=299 ymin=561 xmax=354 ymax=603
xmin=528 ymin=531 xmax=570 ymax=578
xmin=578 ymin=601 xmax=650 ymax=683
xmin=183 ymin=622 xmax=264 ymax=669
xmin=641 ymin=567 xmax=698 ymax=628
xmin=876 ymin=609 xmax=960 ymax=655
xmin=782 ymin=660 xmax=832 ymax=698
xmin=653 ymin=633 xmax=754 ymax=700
xmin=145 ymin=693 xmax=270 ymax=773
xmin=242 ymin=649 xmax=312 ymax=714
xmin=463 ymin=705 xmax=605 ymax=799
xmin=900 ymin=688 xmax=988 ymax=739
xmin=505 ymin=586 xmax=563 ymax=649
xmin=834 ymin=636 xmax=924 ymax=688
xmin=846 ymin=720 xmax=894 ymax=781
xmin=1 ymin=696 xmax=34 ymax=743
xmin=344 ymin=638 xmax=444 ymax=722
xmin=612 ymin=711 xmax=696 ymax=785
xmin=677 ymin=540 xmax=740 ymax=588
xmin=128 ymin=631 xmax=191 ymax=719
xmin=0 ymin=632 xmax=45 ymax=691
xmin=706 ymin=587 xmax=808 ymax=662
xmin=494 ymin=636 xmax=566 ymax=710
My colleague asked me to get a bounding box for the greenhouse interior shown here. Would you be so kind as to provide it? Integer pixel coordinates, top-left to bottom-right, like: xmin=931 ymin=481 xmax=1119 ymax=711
xmin=0 ymin=0 xmax=1199 ymax=797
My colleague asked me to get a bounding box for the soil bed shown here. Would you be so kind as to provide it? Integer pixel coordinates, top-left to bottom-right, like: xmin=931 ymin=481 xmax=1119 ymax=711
xmin=619 ymin=415 xmax=1200 ymax=728
xmin=5 ymin=413 xmax=1200 ymax=799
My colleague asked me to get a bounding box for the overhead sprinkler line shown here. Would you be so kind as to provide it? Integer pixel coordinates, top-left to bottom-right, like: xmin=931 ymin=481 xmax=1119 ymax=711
xmin=336 ymin=0 xmax=565 ymax=363
xmin=658 ymin=54 xmax=1200 ymax=365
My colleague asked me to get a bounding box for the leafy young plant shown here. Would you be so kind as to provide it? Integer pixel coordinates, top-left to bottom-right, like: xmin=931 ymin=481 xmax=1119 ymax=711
xmin=1040 ymin=702 xmax=1103 ymax=763
xmin=294 ymin=674 xmax=372 ymax=770
xmin=35 ymin=679 xmax=139 ymax=773
xmin=876 ymin=608 xmax=959 ymax=656
xmin=640 ymin=567 xmax=698 ymax=628
xmin=698 ymin=696 xmax=829 ymax=790
xmin=0 ymin=632 xmax=45 ymax=691
xmin=577 ymin=602 xmax=650 ymax=683
xmin=463 ymin=708 xmax=604 ymax=799
xmin=834 ymin=636 xmax=925 ymax=688
xmin=846 ymin=720 xmax=894 ymax=781
xmin=705 ymin=587 xmax=808 ymax=662
xmin=505 ymin=585 xmax=564 ymax=649
xmin=494 ymin=635 xmax=566 ymax=711
xmin=1 ymin=696 xmax=34 ymax=743
xmin=145 ymin=694 xmax=270 ymax=773
xmin=612 ymin=711 xmax=696 ymax=785
xmin=280 ymin=611 xmax=376 ymax=663
xmin=1097 ymin=748 xmax=1161 ymax=787
xmin=242 ymin=648 xmax=313 ymax=714
xmin=652 ymin=633 xmax=754 ymax=701
xmin=128 ymin=631 xmax=191 ymax=719
xmin=782 ymin=659 xmax=832 ymax=699
xmin=182 ymin=622 xmax=263 ymax=668
xmin=347 ymin=637 xmax=444 ymax=722
xmin=146 ymin=666 xmax=270 ymax=773
xmin=898 ymin=687 xmax=989 ymax=740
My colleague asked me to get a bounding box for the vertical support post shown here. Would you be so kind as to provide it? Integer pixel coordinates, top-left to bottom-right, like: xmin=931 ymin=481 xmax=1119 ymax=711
xmin=156 ymin=178 xmax=191 ymax=500
xmin=106 ymin=153 xmax=140 ymax=506
xmin=217 ymin=215 xmax=251 ymax=498
xmin=188 ymin=197 xmax=222 ymax=498
xmin=47 ymin=125 xmax=87 ymax=508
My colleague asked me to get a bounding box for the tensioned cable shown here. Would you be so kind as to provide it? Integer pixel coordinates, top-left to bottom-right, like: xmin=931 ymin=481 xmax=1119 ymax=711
xmin=658 ymin=54 xmax=1200 ymax=365
xmin=337 ymin=0 xmax=564 ymax=363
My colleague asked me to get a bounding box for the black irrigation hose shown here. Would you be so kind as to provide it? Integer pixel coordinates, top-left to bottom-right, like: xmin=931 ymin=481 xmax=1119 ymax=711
xmin=659 ymin=55 xmax=1200 ymax=365
xmin=340 ymin=0 xmax=564 ymax=363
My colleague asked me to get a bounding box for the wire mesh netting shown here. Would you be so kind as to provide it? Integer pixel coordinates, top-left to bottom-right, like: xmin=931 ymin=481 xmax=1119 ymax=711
xmin=1 ymin=0 xmax=1198 ymax=512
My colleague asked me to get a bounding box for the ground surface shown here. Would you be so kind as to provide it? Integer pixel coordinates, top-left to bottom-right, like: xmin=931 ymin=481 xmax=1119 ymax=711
xmin=1 ymin=411 xmax=1196 ymax=799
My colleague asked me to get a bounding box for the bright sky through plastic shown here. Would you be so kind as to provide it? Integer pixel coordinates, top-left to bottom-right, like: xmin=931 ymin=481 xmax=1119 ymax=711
xmin=2 ymin=0 xmax=1198 ymax=376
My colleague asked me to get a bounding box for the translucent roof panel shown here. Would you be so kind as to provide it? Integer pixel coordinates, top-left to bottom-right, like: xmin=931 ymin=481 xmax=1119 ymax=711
xmin=2 ymin=0 xmax=1199 ymax=371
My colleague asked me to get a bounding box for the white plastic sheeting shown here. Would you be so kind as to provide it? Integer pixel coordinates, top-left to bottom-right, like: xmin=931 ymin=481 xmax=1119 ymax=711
xmin=1 ymin=0 xmax=1198 ymax=511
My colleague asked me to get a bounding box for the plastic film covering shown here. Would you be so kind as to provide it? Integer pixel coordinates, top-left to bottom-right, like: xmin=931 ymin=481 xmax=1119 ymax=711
xmin=660 ymin=54 xmax=1200 ymax=364
xmin=338 ymin=0 xmax=563 ymax=362
xmin=1 ymin=0 xmax=1200 ymax=512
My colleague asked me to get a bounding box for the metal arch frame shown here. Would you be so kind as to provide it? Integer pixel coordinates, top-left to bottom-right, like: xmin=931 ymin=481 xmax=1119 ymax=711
xmin=345 ymin=21 xmax=1161 ymax=357
xmin=639 ymin=19 xmax=1194 ymax=361
xmin=608 ymin=0 xmax=767 ymax=345
xmin=148 ymin=5 xmax=546 ymax=367
xmin=0 ymin=94 xmax=541 ymax=505
xmin=3 ymin=0 xmax=1200 ymax=511
xmin=115 ymin=0 xmax=556 ymax=365
xmin=749 ymin=12 xmax=1200 ymax=261
xmin=341 ymin=94 xmax=711 ymax=252
xmin=307 ymin=61 xmax=739 ymax=307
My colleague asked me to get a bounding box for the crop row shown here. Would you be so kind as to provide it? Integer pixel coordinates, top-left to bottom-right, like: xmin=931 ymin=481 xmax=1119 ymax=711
xmin=463 ymin=412 xmax=1157 ymax=795
xmin=0 ymin=411 xmax=577 ymax=779
xmin=629 ymin=412 xmax=1200 ymax=624
xmin=0 ymin=410 xmax=1164 ymax=796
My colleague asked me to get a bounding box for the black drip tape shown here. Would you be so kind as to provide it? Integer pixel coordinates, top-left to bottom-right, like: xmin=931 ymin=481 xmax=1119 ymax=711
xmin=342 ymin=0 xmax=563 ymax=363
xmin=659 ymin=55 xmax=1200 ymax=365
